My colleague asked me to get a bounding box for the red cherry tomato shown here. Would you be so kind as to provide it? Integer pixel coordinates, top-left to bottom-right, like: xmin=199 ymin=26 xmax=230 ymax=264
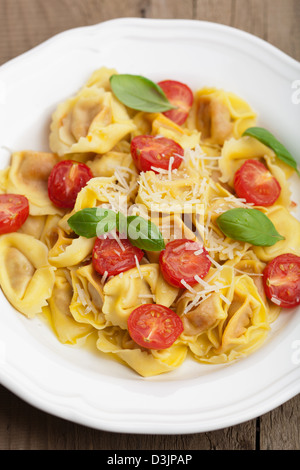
xmin=233 ymin=159 xmax=281 ymax=206
xmin=127 ymin=303 xmax=184 ymax=350
xmin=48 ymin=160 xmax=93 ymax=208
xmin=0 ymin=194 xmax=29 ymax=234
xmin=92 ymin=237 xmax=144 ymax=277
xmin=159 ymin=239 xmax=212 ymax=288
xmin=130 ymin=135 xmax=184 ymax=173
xmin=263 ymin=253 xmax=300 ymax=308
xmin=157 ymin=80 xmax=194 ymax=125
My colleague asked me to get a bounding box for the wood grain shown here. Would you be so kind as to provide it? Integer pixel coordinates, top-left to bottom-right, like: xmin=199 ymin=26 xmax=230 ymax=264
xmin=0 ymin=0 xmax=299 ymax=451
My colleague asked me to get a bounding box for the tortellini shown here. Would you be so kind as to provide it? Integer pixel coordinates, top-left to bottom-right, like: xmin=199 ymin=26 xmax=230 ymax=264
xmin=48 ymin=226 xmax=95 ymax=268
xmin=47 ymin=269 xmax=94 ymax=344
xmin=253 ymin=205 xmax=300 ymax=261
xmin=49 ymin=75 xmax=136 ymax=157
xmin=102 ymin=264 xmax=179 ymax=330
xmin=133 ymin=112 xmax=201 ymax=149
xmin=0 ymin=66 xmax=298 ymax=378
xmin=218 ymin=136 xmax=292 ymax=207
xmin=96 ymin=326 xmax=187 ymax=377
xmin=136 ymin=169 xmax=208 ymax=214
xmin=70 ymin=263 xmax=109 ymax=330
xmin=5 ymin=151 xmax=62 ymax=215
xmin=186 ymin=87 xmax=257 ymax=146
xmin=178 ymin=266 xmax=270 ymax=363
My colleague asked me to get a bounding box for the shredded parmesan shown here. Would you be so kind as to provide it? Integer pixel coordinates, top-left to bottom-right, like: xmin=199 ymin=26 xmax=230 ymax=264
xmin=168 ymin=156 xmax=174 ymax=180
xmin=180 ymin=279 xmax=197 ymax=293
xmin=138 ymin=294 xmax=156 ymax=301
xmin=110 ymin=230 xmax=125 ymax=251
xmin=219 ymin=293 xmax=231 ymax=305
xmin=76 ymin=283 xmax=87 ymax=306
xmin=101 ymin=270 xmax=108 ymax=285
xmin=271 ymin=296 xmax=281 ymax=305
xmin=234 ymin=267 xmax=263 ymax=276
xmin=134 ymin=255 xmax=143 ymax=279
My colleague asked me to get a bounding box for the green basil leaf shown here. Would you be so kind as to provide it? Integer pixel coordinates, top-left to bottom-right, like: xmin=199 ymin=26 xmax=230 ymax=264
xmin=126 ymin=215 xmax=165 ymax=251
xmin=243 ymin=127 xmax=300 ymax=176
xmin=68 ymin=207 xmax=117 ymax=238
xmin=216 ymin=208 xmax=285 ymax=246
xmin=110 ymin=74 xmax=176 ymax=113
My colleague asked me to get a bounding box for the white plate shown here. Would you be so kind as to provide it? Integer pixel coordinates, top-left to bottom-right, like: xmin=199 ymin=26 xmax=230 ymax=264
xmin=0 ymin=18 xmax=299 ymax=434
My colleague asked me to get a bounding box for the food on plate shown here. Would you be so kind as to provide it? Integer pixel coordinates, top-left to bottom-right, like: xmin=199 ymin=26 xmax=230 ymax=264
xmin=0 ymin=66 xmax=299 ymax=377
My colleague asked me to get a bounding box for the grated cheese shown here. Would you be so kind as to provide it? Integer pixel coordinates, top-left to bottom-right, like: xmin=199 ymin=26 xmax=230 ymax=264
xmin=271 ymin=296 xmax=281 ymax=305
xmin=219 ymin=293 xmax=231 ymax=305
xmin=234 ymin=267 xmax=263 ymax=276
xmin=110 ymin=230 xmax=125 ymax=251
xmin=75 ymin=283 xmax=98 ymax=315
xmin=76 ymin=283 xmax=87 ymax=306
xmin=101 ymin=270 xmax=108 ymax=285
xmin=134 ymin=255 xmax=143 ymax=279
xmin=168 ymin=156 xmax=174 ymax=180
xmin=180 ymin=279 xmax=197 ymax=293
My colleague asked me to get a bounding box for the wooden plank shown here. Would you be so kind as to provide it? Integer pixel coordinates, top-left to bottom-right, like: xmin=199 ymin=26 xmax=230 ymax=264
xmin=259 ymin=395 xmax=300 ymax=450
xmin=195 ymin=0 xmax=300 ymax=60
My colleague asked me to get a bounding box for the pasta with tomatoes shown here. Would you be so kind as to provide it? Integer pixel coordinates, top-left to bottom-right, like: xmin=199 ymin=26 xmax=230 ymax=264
xmin=0 ymin=66 xmax=299 ymax=377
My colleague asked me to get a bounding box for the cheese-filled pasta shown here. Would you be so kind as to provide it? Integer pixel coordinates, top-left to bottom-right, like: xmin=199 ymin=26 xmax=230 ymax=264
xmin=0 ymin=67 xmax=299 ymax=377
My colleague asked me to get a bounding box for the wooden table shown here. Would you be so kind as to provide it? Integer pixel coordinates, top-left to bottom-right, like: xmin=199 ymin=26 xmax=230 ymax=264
xmin=0 ymin=0 xmax=299 ymax=451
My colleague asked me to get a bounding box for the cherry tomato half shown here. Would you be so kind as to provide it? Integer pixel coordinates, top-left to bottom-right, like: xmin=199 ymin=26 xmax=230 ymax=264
xmin=233 ymin=159 xmax=281 ymax=206
xmin=127 ymin=303 xmax=184 ymax=349
xmin=159 ymin=239 xmax=212 ymax=288
xmin=130 ymin=135 xmax=184 ymax=173
xmin=263 ymin=253 xmax=300 ymax=308
xmin=157 ymin=80 xmax=194 ymax=126
xmin=92 ymin=237 xmax=144 ymax=277
xmin=48 ymin=160 xmax=93 ymax=208
xmin=0 ymin=194 xmax=29 ymax=234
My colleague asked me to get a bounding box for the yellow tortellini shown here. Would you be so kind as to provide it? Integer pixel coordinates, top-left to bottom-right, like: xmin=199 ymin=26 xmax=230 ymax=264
xmin=47 ymin=226 xmax=95 ymax=268
xmin=5 ymin=151 xmax=62 ymax=216
xmin=0 ymin=66 xmax=298 ymax=378
xmin=49 ymin=73 xmax=136 ymax=157
xmin=178 ymin=266 xmax=270 ymax=363
xmin=46 ymin=268 xmax=94 ymax=344
xmin=136 ymin=169 xmax=208 ymax=214
xmin=186 ymin=87 xmax=257 ymax=146
xmin=253 ymin=205 xmax=300 ymax=261
xmin=133 ymin=112 xmax=201 ymax=149
xmin=218 ymin=136 xmax=292 ymax=207
xmin=96 ymin=326 xmax=187 ymax=377
xmin=102 ymin=263 xmax=179 ymax=330
xmin=0 ymin=233 xmax=55 ymax=317
xmin=69 ymin=263 xmax=109 ymax=330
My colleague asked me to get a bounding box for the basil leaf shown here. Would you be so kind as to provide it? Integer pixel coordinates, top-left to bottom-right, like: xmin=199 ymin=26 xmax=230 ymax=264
xmin=110 ymin=74 xmax=176 ymax=113
xmin=243 ymin=127 xmax=300 ymax=176
xmin=216 ymin=208 xmax=285 ymax=246
xmin=127 ymin=215 xmax=165 ymax=251
xmin=68 ymin=207 xmax=117 ymax=238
